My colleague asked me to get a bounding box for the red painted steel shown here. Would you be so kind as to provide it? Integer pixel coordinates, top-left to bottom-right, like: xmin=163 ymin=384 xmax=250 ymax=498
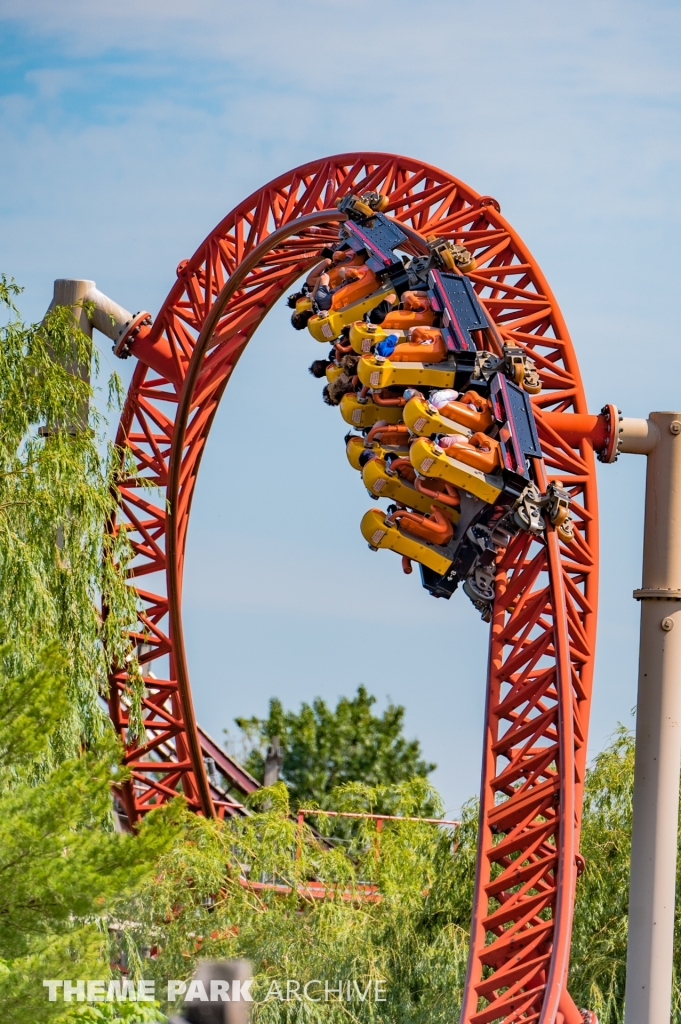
xmin=107 ymin=153 xmax=598 ymax=1024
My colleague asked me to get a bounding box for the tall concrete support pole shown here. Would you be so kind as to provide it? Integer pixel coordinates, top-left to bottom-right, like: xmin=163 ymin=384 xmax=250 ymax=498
xmin=46 ymin=279 xmax=135 ymax=431
xmin=50 ymin=280 xmax=96 ymax=428
xmin=49 ymin=278 xmax=135 ymax=357
xmin=622 ymin=412 xmax=681 ymax=1024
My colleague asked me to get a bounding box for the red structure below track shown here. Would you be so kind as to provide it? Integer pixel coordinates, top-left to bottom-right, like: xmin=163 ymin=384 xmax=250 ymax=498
xmin=107 ymin=153 xmax=599 ymax=1024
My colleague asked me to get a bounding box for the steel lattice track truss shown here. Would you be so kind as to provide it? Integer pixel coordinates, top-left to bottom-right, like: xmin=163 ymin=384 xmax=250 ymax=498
xmin=108 ymin=153 xmax=598 ymax=1024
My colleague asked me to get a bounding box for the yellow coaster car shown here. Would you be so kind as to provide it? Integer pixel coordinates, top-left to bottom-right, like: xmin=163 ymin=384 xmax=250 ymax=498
xmin=358 ymin=354 xmax=457 ymax=391
xmin=383 ymin=328 xmax=448 ymax=363
xmin=349 ymin=321 xmax=406 ymax=355
xmin=307 ymin=285 xmax=395 ymax=343
xmin=345 ymin=437 xmax=409 ymax=472
xmin=403 ymin=394 xmax=472 ymax=439
xmin=380 ymin=291 xmax=435 ymax=332
xmin=381 ymin=308 xmax=436 ymax=331
xmin=432 ymin=391 xmax=494 ymax=432
xmin=362 ymin=457 xmax=434 ymax=515
xmin=326 ymin=363 xmax=346 ymax=383
xmin=360 ymin=508 xmax=453 ymax=576
xmin=409 ymin=437 xmax=504 ymax=505
xmin=339 ymin=393 xmax=404 ymax=429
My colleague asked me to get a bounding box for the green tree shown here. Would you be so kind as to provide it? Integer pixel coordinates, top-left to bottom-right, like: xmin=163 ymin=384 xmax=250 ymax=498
xmin=118 ymin=779 xmax=469 ymax=1024
xmin=113 ymin=699 xmax=681 ymax=1024
xmin=0 ymin=278 xmax=169 ymax=1021
xmin=114 ymin=729 xmax=657 ymax=1024
xmin=0 ymin=275 xmax=138 ymax=753
xmin=0 ymin=644 xmax=176 ymax=1024
xmin=233 ymin=686 xmax=437 ymax=813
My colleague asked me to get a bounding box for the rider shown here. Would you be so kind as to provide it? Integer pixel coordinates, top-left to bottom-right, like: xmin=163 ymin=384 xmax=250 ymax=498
xmin=307 ymin=250 xmax=366 ymax=311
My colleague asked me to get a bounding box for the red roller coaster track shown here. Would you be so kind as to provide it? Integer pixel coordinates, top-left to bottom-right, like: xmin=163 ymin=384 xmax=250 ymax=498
xmin=107 ymin=153 xmax=599 ymax=1024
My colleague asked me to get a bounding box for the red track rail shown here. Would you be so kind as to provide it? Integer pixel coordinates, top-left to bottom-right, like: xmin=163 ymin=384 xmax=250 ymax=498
xmin=107 ymin=153 xmax=598 ymax=1024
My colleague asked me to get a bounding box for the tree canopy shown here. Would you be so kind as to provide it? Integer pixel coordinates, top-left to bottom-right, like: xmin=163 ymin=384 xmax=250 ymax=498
xmin=234 ymin=685 xmax=437 ymax=813
xmin=0 ymin=646 xmax=176 ymax=1024
xmin=119 ymin=778 xmax=470 ymax=1024
xmin=0 ymin=276 xmax=137 ymax=753
xmin=118 ymin=727 xmax=681 ymax=1024
xmin=0 ymin=279 xmax=170 ymax=1023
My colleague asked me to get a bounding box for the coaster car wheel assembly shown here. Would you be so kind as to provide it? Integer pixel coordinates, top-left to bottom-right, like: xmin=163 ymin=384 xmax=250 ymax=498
xmin=107 ymin=153 xmax=601 ymax=1024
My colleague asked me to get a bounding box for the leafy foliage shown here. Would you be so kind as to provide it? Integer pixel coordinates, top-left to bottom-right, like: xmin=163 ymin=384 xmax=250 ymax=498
xmin=0 ymin=275 xmax=138 ymax=752
xmin=0 ymin=279 xmax=170 ymax=1022
xmin=117 ymin=725 xmax=681 ymax=1024
xmin=233 ymin=686 xmax=437 ymax=815
xmin=118 ymin=780 xmax=470 ymax=1024
xmin=0 ymin=646 xmax=177 ymax=1024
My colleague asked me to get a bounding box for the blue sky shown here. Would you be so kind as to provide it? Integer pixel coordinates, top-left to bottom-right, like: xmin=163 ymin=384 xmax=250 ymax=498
xmin=1 ymin=0 xmax=680 ymax=813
